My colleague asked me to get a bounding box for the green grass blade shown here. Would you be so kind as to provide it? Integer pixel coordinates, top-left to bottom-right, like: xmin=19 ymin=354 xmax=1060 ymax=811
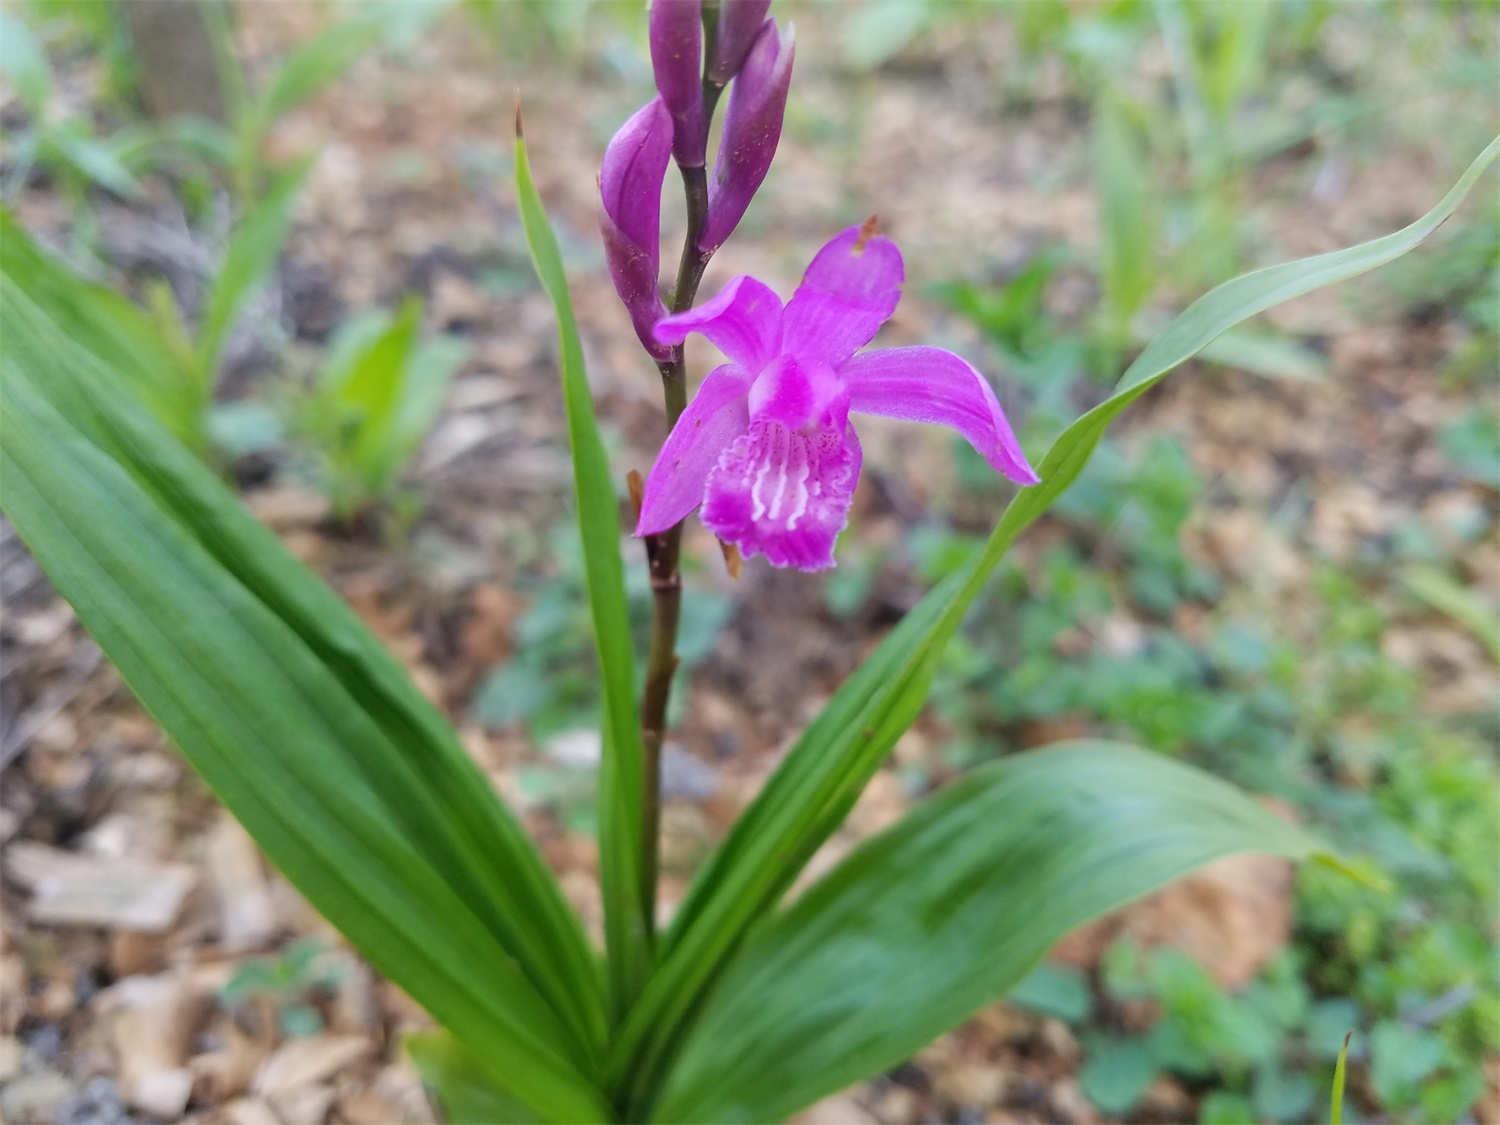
xmin=1331 ymin=1031 xmax=1352 ymax=1125
xmin=196 ymin=157 xmax=310 ymax=381
xmin=0 ymin=11 xmax=53 ymax=113
xmin=514 ymin=121 xmax=650 ymax=1018
xmin=1401 ymin=564 xmax=1500 ymax=664
xmin=653 ymin=743 xmax=1327 ymax=1121
xmin=1094 ymin=91 xmax=1157 ymax=350
xmin=259 ymin=12 xmax=385 ymax=125
xmin=610 ymin=136 xmax=1500 ymax=1104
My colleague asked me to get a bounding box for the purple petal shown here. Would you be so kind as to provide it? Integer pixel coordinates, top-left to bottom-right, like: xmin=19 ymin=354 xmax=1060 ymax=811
xmin=600 ymin=97 xmax=672 ymax=252
xmin=840 ymin=345 xmax=1039 ymax=484
xmin=653 ymin=275 xmax=784 ymax=371
xmin=600 ymin=99 xmax=673 ymax=360
xmin=637 ymin=364 xmax=752 ymax=536
xmin=781 ymin=224 xmax=904 ymax=366
xmin=701 ymin=417 xmax=861 ymax=571
xmin=708 ymin=0 xmax=773 ymax=84
xmin=601 ymin=212 xmax=670 ymax=361
xmin=700 ymin=20 xmax=794 ymax=252
xmin=650 ymin=0 xmax=707 ymax=167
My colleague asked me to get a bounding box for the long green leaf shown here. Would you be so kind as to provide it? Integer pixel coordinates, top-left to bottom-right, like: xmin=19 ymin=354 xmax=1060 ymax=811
xmin=653 ymin=743 xmax=1327 ymax=1121
xmin=613 ymin=135 xmax=1500 ymax=1101
xmin=0 ymin=11 xmax=52 ymax=113
xmin=514 ymin=124 xmax=650 ymax=1017
xmin=1 ymin=262 xmax=609 ymax=1113
xmin=1095 ymin=90 xmax=1157 ymax=347
xmin=0 ymin=213 xmax=200 ymax=446
xmin=407 ymin=1030 xmax=543 ymax=1125
xmin=3 ymin=268 xmax=605 ymax=1046
xmin=196 ymin=157 xmax=310 ymax=380
xmin=0 ymin=378 xmax=602 ymax=1121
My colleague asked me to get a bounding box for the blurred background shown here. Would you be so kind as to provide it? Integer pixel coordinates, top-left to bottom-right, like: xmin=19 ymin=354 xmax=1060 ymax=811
xmin=1 ymin=1 xmax=1497 ymax=1122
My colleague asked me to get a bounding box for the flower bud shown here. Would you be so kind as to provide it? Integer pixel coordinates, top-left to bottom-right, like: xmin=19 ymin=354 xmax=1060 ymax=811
xmin=600 ymin=98 xmax=673 ymax=359
xmin=699 ymin=19 xmax=793 ymax=253
xmin=650 ymin=0 xmax=706 ymax=167
xmin=707 ymin=0 xmax=772 ymax=85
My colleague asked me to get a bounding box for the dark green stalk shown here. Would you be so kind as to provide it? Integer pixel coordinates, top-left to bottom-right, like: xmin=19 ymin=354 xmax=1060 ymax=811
xmin=638 ymin=74 xmax=723 ymax=939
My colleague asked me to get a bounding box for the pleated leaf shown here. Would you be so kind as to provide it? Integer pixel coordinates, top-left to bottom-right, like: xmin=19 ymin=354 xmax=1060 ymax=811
xmin=0 ymin=254 xmax=608 ymax=1120
xmin=653 ymin=743 xmax=1328 ymax=1121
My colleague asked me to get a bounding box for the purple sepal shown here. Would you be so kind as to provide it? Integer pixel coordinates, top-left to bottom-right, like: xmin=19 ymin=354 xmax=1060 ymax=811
xmin=650 ymin=0 xmax=707 ymax=167
xmin=600 ymin=97 xmax=673 ymax=359
xmin=708 ymin=0 xmax=773 ymax=85
xmin=699 ymin=19 xmax=793 ymax=252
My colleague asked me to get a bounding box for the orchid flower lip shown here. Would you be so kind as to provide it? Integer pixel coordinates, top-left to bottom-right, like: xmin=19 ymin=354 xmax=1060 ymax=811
xmin=638 ymin=226 xmax=1040 ymax=570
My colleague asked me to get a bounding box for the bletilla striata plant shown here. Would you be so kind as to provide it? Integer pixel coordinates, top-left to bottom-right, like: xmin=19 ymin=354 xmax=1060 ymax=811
xmin=2 ymin=0 xmax=1495 ymax=1119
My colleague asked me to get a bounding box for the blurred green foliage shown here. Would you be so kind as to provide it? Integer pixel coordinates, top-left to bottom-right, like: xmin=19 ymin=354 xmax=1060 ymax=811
xmin=0 ymin=8 xmax=154 ymax=245
xmin=2 ymin=2 xmax=462 ymax=518
xmin=219 ymin=937 xmax=346 ymax=1039
xmin=289 ymin=299 xmax=470 ymax=523
xmin=901 ymin=19 xmax=1497 ymax=1110
xmin=906 ymin=419 xmax=1498 ymax=1119
xmin=472 ymin=523 xmax=733 ymax=741
xmin=0 ymin=160 xmax=305 ymax=456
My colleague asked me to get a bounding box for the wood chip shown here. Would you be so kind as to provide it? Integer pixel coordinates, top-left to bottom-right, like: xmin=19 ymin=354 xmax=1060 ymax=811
xmin=330 ymin=957 xmax=379 ymax=1034
xmin=0 ymin=1035 xmax=22 ymax=1083
xmin=205 ymin=813 xmax=278 ymax=952
xmin=108 ymin=929 xmax=167 ymax=977
xmin=131 ymin=1068 xmax=195 ymax=1119
xmin=99 ymin=972 xmax=205 ymax=1118
xmin=270 ymin=1083 xmax=338 ymax=1125
xmin=253 ymin=1033 xmax=373 ymax=1098
xmin=5 ymin=841 xmax=194 ymax=932
xmin=191 ymin=1023 xmax=268 ymax=1103
xmin=219 ymin=1097 xmax=283 ymax=1125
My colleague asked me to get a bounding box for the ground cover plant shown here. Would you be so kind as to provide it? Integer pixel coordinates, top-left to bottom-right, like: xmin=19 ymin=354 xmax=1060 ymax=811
xmin=1 ymin=2 xmax=1496 ymax=1122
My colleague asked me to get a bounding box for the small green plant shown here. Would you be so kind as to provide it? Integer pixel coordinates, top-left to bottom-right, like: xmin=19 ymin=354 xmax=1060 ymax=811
xmin=219 ymin=937 xmax=346 ymax=1038
xmin=288 ymin=298 xmax=469 ymax=523
xmin=0 ymin=167 xmax=304 ymax=458
xmin=0 ymin=10 xmax=153 ymax=230
xmin=191 ymin=3 xmax=432 ymax=207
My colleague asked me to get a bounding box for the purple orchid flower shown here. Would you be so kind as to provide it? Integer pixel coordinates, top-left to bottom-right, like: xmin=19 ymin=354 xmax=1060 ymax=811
xmin=636 ymin=223 xmax=1039 ymax=571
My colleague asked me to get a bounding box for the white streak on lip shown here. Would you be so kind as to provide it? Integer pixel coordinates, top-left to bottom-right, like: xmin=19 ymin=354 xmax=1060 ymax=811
xmin=786 ymin=434 xmax=811 ymax=530
xmin=749 ymin=424 xmax=778 ymax=521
